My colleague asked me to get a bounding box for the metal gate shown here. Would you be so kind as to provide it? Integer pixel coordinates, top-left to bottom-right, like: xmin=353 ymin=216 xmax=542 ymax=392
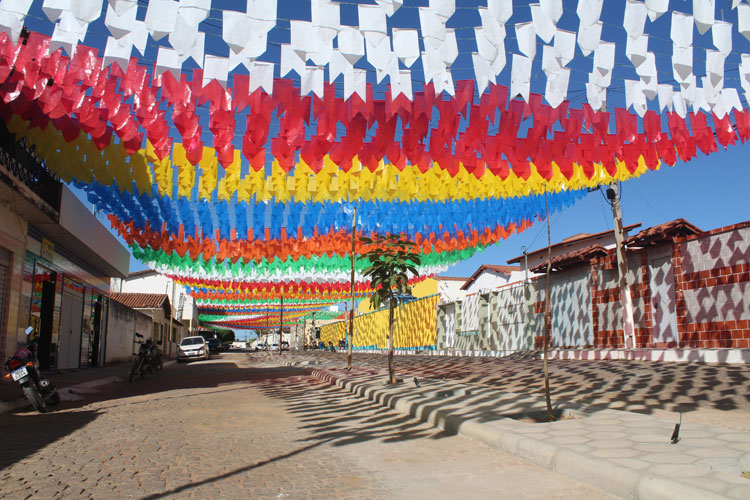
xmin=58 ymin=279 xmax=84 ymax=369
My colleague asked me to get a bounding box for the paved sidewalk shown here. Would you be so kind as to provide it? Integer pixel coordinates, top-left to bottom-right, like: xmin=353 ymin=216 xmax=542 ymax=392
xmin=0 ymin=360 xmax=166 ymax=413
xmin=310 ymin=365 xmax=750 ymax=500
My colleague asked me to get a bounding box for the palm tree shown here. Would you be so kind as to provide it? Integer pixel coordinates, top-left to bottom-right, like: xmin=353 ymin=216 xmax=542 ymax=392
xmin=360 ymin=235 xmax=421 ymax=384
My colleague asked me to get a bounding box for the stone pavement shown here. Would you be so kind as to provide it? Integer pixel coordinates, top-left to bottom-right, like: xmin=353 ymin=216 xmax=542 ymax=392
xmin=260 ymin=351 xmax=750 ymax=500
xmin=0 ymin=352 xmax=613 ymax=500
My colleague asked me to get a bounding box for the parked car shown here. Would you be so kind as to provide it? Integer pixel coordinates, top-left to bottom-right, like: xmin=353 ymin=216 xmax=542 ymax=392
xmin=177 ymin=336 xmax=209 ymax=362
xmin=204 ymin=337 xmax=221 ymax=353
xmin=268 ymin=343 xmax=280 ymax=351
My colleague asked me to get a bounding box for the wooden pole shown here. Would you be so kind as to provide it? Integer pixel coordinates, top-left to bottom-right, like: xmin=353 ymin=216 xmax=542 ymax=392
xmin=609 ymin=183 xmax=636 ymax=348
xmin=543 ymin=190 xmax=554 ymax=420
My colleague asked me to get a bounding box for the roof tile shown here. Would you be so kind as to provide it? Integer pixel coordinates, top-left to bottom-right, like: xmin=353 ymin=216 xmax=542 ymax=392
xmin=110 ymin=293 xmax=169 ymax=310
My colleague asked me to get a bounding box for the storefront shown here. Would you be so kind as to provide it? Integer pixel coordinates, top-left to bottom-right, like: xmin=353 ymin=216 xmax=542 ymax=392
xmin=20 ymin=232 xmax=112 ymax=371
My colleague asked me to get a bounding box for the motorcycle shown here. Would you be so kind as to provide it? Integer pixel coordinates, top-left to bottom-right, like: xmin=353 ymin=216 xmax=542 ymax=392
xmin=3 ymin=326 xmax=60 ymax=413
xmin=148 ymin=339 xmax=163 ymax=373
xmin=129 ymin=333 xmax=162 ymax=382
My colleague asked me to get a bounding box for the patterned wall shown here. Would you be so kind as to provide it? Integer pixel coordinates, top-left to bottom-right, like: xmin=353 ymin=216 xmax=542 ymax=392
xmin=345 ymin=223 xmax=750 ymax=352
xmin=677 ymin=224 xmax=750 ymax=348
xmin=321 ymin=294 xmax=439 ymax=350
xmin=490 ymin=283 xmax=528 ymax=351
xmin=460 ymin=294 xmax=480 ymax=334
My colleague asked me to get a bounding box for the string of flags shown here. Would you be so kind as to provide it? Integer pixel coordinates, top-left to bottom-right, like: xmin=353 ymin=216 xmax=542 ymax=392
xmin=1 ymin=0 xmax=749 ymax=324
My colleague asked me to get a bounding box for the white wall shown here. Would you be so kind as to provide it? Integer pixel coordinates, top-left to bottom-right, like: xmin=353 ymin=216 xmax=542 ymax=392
xmin=105 ymin=299 xmax=153 ymax=364
xmin=59 ymin=186 xmax=129 ymax=277
xmin=113 ymin=273 xmax=197 ymax=331
xmin=436 ymin=279 xmax=468 ymax=304
xmin=463 ymin=269 xmax=525 ymax=295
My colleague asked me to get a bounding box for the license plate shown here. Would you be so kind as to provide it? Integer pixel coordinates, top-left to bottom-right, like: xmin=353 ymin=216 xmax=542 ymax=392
xmin=11 ymin=366 xmax=28 ymax=381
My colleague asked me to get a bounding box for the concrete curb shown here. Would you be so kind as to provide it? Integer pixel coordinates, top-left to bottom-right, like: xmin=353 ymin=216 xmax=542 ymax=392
xmin=311 ymin=368 xmax=732 ymax=500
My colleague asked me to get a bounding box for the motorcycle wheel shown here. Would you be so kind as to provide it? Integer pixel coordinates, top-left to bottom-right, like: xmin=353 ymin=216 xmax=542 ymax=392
xmin=45 ymin=390 xmax=60 ymax=406
xmin=129 ymin=357 xmax=142 ymax=382
xmin=22 ymin=384 xmax=48 ymax=413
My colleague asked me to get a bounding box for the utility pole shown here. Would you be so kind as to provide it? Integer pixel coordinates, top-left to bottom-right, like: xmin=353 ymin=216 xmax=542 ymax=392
xmin=347 ymin=206 xmax=357 ymax=370
xmin=542 ymin=190 xmax=553 ymax=420
xmin=167 ymin=280 xmax=175 ymax=358
xmin=607 ymin=183 xmax=636 ymax=349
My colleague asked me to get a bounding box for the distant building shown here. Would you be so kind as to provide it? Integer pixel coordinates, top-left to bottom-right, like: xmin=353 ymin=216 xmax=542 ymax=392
xmin=109 ymin=292 xmax=185 ymax=358
xmin=434 ymin=276 xmax=469 ymax=304
xmin=507 ymin=223 xmax=642 ymax=277
xmin=460 ymin=264 xmax=524 ymax=294
xmin=111 ymin=270 xmax=198 ymax=357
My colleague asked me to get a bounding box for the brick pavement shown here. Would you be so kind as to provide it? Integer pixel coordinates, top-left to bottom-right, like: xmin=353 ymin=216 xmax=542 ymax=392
xmin=0 ymin=352 xmax=611 ymax=500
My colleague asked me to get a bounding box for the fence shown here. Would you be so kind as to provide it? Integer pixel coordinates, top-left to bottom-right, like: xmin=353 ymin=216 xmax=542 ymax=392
xmin=320 ymin=294 xmax=439 ymax=350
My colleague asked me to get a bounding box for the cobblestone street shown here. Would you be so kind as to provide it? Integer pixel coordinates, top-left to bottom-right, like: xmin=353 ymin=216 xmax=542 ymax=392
xmin=0 ymin=352 xmax=611 ymax=500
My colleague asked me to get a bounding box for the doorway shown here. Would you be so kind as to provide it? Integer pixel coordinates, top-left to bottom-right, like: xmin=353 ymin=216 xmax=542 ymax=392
xmin=89 ymin=296 xmax=102 ymax=368
xmin=34 ymin=268 xmax=56 ymax=370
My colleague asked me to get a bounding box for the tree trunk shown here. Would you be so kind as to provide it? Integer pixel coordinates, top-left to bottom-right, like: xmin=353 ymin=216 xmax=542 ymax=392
xmin=278 ymin=296 xmax=283 ymax=356
xmin=388 ymin=297 xmax=396 ymax=384
xmin=347 ymin=206 xmax=357 ymax=370
xmin=543 ymin=190 xmax=554 ymax=420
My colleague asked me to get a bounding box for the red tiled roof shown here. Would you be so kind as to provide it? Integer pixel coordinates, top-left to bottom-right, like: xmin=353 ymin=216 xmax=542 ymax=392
xmin=626 ymin=219 xmax=702 ymax=247
xmin=507 ymin=223 xmax=642 ymax=264
xmin=529 ymin=245 xmax=610 ymax=273
xmin=110 ymin=293 xmax=170 ymax=311
xmin=461 ymin=264 xmax=521 ymax=290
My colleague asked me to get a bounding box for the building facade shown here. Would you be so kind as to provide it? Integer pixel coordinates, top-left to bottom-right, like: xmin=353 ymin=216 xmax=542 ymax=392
xmin=435 ymin=219 xmax=750 ymax=357
xmin=0 ymin=125 xmax=130 ymax=370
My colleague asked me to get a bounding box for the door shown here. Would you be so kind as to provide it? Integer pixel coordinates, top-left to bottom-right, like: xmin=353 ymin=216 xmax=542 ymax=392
xmin=58 ymin=284 xmax=84 ymax=369
xmin=89 ymin=297 xmax=102 ymax=368
xmin=650 ymin=256 xmax=678 ymax=344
